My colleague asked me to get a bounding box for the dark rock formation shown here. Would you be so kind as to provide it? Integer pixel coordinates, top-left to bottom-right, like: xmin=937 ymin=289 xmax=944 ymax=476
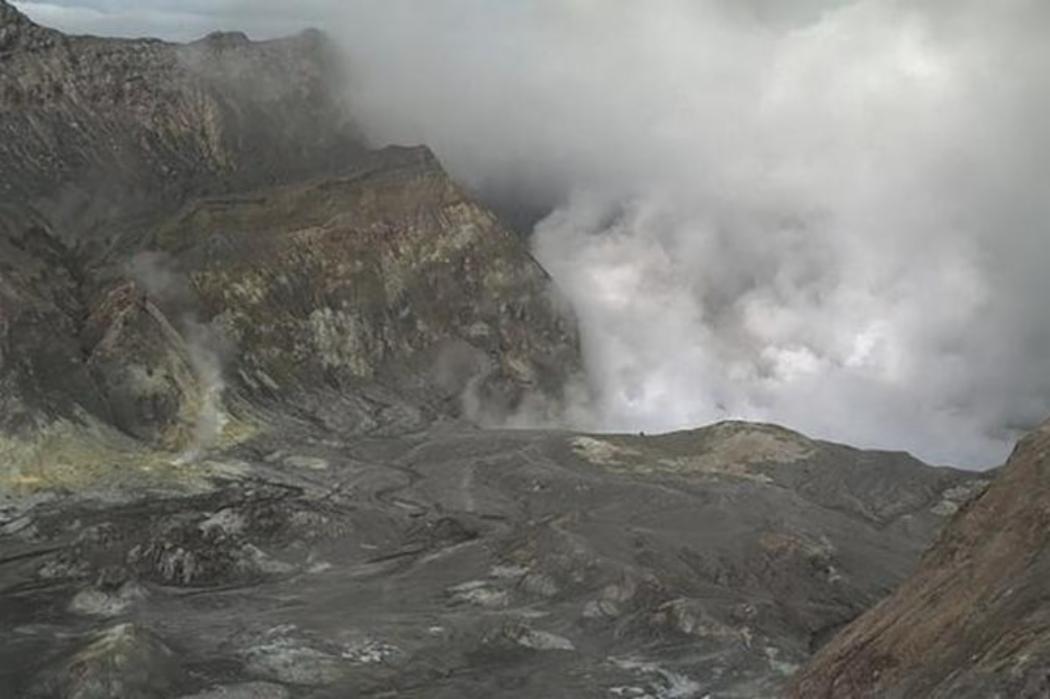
xmin=790 ymin=422 xmax=1050 ymax=699
xmin=0 ymin=1 xmax=360 ymax=241
xmin=0 ymin=0 xmax=580 ymax=454
xmin=81 ymin=281 xmax=204 ymax=448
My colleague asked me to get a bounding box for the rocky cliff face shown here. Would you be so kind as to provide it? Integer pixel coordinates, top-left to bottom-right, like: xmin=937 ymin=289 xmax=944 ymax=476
xmin=150 ymin=147 xmax=579 ymax=434
xmin=0 ymin=3 xmax=359 ymax=240
xmin=790 ymin=422 xmax=1050 ymax=698
xmin=0 ymin=0 xmax=580 ymax=461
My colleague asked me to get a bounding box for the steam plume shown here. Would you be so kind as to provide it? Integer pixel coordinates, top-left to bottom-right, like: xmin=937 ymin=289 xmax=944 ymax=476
xmin=127 ymin=252 xmax=229 ymax=461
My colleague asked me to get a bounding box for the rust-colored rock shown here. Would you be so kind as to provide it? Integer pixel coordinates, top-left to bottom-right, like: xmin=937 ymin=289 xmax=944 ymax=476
xmin=790 ymin=421 xmax=1050 ymax=698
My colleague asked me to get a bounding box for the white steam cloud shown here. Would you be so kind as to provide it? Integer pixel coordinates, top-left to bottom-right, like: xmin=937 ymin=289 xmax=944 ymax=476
xmin=332 ymin=0 xmax=1050 ymax=468
xmin=19 ymin=0 xmax=1050 ymax=467
xmin=175 ymin=318 xmax=229 ymax=464
xmin=127 ymin=252 xmax=229 ymax=462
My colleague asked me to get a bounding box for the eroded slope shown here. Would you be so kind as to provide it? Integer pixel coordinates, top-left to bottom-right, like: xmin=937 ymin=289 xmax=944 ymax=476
xmin=791 ymin=422 xmax=1050 ymax=698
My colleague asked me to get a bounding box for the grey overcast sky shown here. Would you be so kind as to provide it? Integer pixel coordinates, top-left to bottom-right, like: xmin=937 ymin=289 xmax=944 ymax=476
xmin=11 ymin=1 xmax=1050 ymax=468
xmin=12 ymin=0 xmax=847 ymax=41
xmin=12 ymin=0 xmax=330 ymax=39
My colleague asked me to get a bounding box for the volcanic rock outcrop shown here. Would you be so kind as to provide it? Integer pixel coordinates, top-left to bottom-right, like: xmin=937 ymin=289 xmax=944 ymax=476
xmin=0 ymin=0 xmax=578 ymax=463
xmin=791 ymin=420 xmax=1050 ymax=698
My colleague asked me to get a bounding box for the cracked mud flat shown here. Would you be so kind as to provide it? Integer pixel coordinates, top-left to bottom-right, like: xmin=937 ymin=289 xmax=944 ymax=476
xmin=0 ymin=422 xmax=979 ymax=698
